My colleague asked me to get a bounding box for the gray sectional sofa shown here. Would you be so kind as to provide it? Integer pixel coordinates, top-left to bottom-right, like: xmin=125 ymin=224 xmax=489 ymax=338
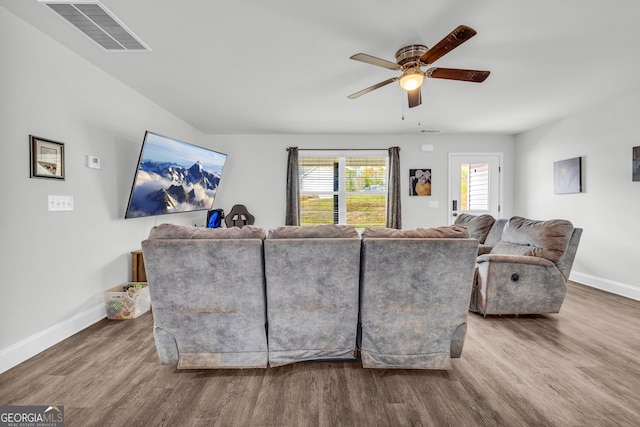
xmin=141 ymin=223 xmax=478 ymax=370
xmin=141 ymin=215 xmax=581 ymax=370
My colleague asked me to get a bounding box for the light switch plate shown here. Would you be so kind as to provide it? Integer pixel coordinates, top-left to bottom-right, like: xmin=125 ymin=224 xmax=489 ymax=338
xmin=86 ymin=155 xmax=101 ymax=169
xmin=48 ymin=195 xmax=74 ymax=211
xmin=429 ymin=201 xmax=439 ymax=208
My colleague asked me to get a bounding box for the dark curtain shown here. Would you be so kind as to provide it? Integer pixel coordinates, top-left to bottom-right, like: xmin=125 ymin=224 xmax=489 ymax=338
xmin=386 ymin=146 xmax=402 ymax=229
xmin=285 ymin=147 xmax=300 ymax=226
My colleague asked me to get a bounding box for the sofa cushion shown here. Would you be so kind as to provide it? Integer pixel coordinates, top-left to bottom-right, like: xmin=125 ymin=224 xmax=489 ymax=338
xmin=453 ymin=213 xmax=495 ymax=243
xmin=361 ymin=225 xmax=470 ymax=239
xmin=484 ymin=218 xmax=508 ymax=247
xmin=149 ymin=223 xmax=265 ymax=239
xmin=267 ymin=224 xmax=359 ymax=239
xmin=490 ymin=216 xmax=573 ymax=263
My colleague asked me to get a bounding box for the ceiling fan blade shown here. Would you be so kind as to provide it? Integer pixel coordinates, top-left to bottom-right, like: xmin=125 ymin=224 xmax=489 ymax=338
xmin=427 ymin=67 xmax=490 ymax=82
xmin=407 ymin=88 xmax=422 ymax=108
xmin=348 ymin=78 xmax=397 ymax=99
xmin=420 ymin=25 xmax=477 ymax=65
xmin=350 ymin=53 xmax=401 ymax=70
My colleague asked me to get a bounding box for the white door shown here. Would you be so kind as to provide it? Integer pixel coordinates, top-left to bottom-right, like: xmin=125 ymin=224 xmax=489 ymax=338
xmin=448 ymin=153 xmax=502 ymax=224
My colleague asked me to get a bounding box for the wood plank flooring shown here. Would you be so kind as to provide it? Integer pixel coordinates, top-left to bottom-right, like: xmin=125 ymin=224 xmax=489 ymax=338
xmin=1 ymin=281 xmax=639 ymax=426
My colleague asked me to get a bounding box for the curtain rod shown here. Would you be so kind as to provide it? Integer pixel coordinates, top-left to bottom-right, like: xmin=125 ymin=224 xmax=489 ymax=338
xmin=286 ymin=147 xmax=397 ymax=151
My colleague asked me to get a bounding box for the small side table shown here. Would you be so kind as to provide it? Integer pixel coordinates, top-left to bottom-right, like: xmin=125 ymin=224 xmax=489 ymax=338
xmin=131 ymin=250 xmax=147 ymax=282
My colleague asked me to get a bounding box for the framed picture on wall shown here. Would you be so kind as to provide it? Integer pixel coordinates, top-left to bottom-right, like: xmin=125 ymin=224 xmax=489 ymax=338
xmin=30 ymin=135 xmax=65 ymax=180
xmin=633 ymin=146 xmax=640 ymax=182
xmin=554 ymin=156 xmax=582 ymax=194
xmin=410 ymin=168 xmax=431 ymax=196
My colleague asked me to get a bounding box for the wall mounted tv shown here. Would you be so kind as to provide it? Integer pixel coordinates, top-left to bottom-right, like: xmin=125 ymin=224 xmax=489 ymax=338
xmin=125 ymin=131 xmax=227 ymax=219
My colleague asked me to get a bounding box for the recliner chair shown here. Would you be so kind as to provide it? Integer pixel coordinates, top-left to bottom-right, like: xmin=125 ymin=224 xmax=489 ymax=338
xmin=470 ymin=216 xmax=582 ymax=316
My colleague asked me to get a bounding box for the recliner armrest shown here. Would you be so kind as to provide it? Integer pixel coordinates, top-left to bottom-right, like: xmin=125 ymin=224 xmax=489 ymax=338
xmin=476 ymin=253 xmax=556 ymax=268
xmin=474 ymin=252 xmax=568 ymax=315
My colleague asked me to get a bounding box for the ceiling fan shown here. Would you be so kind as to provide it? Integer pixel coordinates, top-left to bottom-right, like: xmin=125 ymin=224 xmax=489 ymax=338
xmin=348 ymin=25 xmax=490 ymax=108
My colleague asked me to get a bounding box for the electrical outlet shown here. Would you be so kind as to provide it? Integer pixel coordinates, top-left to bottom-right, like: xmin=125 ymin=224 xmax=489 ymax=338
xmin=48 ymin=195 xmax=74 ymax=211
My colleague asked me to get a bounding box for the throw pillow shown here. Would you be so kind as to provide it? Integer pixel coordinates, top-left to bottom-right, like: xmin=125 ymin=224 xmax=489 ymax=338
xmin=454 ymin=213 xmax=495 ymax=243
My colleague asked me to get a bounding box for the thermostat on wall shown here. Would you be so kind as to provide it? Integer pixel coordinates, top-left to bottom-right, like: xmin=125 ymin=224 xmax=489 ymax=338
xmin=86 ymin=155 xmax=101 ymax=169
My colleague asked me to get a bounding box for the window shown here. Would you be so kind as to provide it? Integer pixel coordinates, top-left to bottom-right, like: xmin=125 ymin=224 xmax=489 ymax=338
xmin=460 ymin=163 xmax=489 ymax=211
xmin=299 ymin=151 xmax=387 ymax=228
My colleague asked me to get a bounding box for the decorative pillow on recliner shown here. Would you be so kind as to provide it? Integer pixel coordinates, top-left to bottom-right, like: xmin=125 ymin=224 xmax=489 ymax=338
xmin=148 ymin=223 xmax=265 ymax=239
xmin=490 ymin=216 xmax=573 ymax=263
xmin=361 ymin=225 xmax=470 ymax=239
xmin=267 ymin=224 xmax=360 ymax=239
xmin=453 ymin=213 xmax=495 ymax=243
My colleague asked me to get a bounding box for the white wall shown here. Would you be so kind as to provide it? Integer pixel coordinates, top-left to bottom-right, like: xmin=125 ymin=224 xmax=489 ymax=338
xmin=515 ymin=92 xmax=640 ymax=299
xmin=207 ymin=133 xmax=515 ymax=230
xmin=0 ymin=8 xmax=204 ymax=372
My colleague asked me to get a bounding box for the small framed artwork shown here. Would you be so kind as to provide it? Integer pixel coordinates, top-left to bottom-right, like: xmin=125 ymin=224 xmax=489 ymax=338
xmin=554 ymin=156 xmax=582 ymax=194
xmin=410 ymin=168 xmax=431 ymax=196
xmin=30 ymin=135 xmax=65 ymax=180
xmin=633 ymin=146 xmax=640 ymax=182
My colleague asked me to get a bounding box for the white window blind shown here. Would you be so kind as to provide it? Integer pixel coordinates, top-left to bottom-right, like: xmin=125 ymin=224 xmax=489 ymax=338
xmin=461 ymin=163 xmax=489 ymax=211
xmin=299 ymin=152 xmax=387 ymax=227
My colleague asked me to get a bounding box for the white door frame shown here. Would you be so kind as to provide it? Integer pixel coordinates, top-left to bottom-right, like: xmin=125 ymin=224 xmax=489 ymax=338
xmin=448 ymin=152 xmax=503 ymax=224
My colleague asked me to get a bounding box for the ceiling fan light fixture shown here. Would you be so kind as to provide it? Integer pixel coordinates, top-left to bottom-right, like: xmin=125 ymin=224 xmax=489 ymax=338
xmin=398 ymin=71 xmax=424 ymax=91
xmin=348 ymin=26 xmax=488 ymax=107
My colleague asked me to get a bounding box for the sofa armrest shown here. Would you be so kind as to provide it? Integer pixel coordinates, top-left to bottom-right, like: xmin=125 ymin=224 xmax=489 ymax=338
xmin=476 ymin=253 xmax=556 ymax=268
xmin=474 ymin=253 xmax=567 ymax=315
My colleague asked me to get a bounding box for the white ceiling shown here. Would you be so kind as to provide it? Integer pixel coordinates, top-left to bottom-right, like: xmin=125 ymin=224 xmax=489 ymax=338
xmin=4 ymin=0 xmax=640 ymax=135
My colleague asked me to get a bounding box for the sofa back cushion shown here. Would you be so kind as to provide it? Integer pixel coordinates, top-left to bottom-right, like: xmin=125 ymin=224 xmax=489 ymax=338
xmin=361 ymin=225 xmax=470 ymax=239
xmin=149 ymin=223 xmax=265 ymax=240
xmin=491 ymin=216 xmax=574 ymax=263
xmin=267 ymin=224 xmax=359 ymax=239
xmin=453 ymin=213 xmax=495 ymax=243
xmin=483 ymin=218 xmax=508 ymax=246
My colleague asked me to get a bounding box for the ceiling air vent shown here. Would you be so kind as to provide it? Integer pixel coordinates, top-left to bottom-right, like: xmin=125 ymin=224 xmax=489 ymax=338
xmin=39 ymin=1 xmax=150 ymax=51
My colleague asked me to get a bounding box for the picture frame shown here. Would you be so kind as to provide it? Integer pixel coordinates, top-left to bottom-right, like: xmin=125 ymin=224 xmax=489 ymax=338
xmin=554 ymin=156 xmax=581 ymax=194
xmin=410 ymin=168 xmax=431 ymax=196
xmin=30 ymin=135 xmax=65 ymax=180
xmin=633 ymin=146 xmax=640 ymax=182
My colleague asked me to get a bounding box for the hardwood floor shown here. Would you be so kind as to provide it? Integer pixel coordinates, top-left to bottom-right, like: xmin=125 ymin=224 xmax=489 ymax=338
xmin=1 ymin=281 xmax=639 ymax=426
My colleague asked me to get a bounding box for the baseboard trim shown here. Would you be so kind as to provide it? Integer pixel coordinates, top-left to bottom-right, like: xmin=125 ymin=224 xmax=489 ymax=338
xmin=571 ymin=271 xmax=640 ymax=301
xmin=0 ymin=304 xmax=105 ymax=375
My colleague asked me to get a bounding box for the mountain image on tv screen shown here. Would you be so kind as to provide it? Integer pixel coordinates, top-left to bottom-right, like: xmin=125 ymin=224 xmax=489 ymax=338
xmin=125 ymin=132 xmax=227 ymax=218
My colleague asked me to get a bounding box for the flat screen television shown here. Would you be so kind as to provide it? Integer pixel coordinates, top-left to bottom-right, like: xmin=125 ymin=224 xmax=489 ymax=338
xmin=125 ymin=131 xmax=227 ymax=219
